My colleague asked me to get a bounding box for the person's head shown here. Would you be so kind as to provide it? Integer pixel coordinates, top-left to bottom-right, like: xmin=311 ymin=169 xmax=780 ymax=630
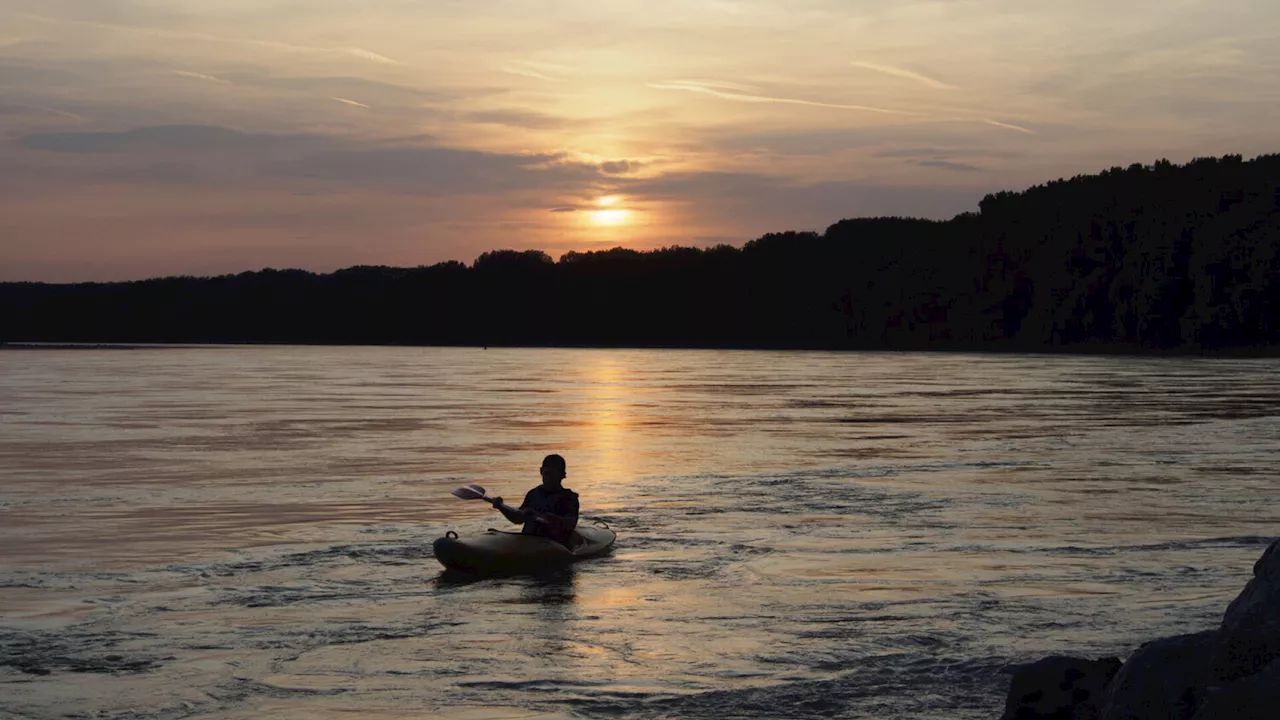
xmin=540 ymin=454 xmax=566 ymax=487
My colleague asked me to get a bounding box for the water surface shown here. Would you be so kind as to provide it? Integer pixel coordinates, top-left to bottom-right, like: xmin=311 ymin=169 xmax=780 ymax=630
xmin=1 ymin=347 xmax=1278 ymax=718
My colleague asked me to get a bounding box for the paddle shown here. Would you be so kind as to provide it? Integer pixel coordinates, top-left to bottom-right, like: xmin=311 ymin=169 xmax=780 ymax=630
xmin=450 ymin=484 xmax=499 ymax=505
xmin=450 ymin=484 xmax=549 ymax=526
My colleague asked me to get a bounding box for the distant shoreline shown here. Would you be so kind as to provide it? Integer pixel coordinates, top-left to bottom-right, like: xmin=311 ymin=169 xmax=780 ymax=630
xmin=7 ymin=155 xmax=1280 ymax=355
xmin=8 ymin=153 xmax=1280 ymax=360
xmin=0 ymin=342 xmax=202 ymax=350
xmin=4 ymin=340 xmax=1280 ymax=358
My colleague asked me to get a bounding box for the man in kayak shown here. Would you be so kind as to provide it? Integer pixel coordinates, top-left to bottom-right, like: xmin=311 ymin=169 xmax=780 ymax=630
xmin=490 ymin=454 xmax=579 ymax=546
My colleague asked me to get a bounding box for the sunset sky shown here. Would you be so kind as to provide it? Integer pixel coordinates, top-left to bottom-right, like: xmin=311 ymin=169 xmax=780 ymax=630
xmin=2 ymin=0 xmax=1279 ymax=281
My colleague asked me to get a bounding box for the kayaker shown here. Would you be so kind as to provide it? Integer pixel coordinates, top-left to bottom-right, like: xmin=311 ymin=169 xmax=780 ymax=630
xmin=489 ymin=454 xmax=579 ymax=545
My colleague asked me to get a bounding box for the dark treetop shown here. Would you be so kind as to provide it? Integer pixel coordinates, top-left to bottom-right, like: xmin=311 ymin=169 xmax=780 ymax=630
xmin=4 ymin=153 xmax=1280 ymax=354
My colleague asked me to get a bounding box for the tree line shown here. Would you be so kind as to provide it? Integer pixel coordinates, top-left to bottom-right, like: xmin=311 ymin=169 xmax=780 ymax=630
xmin=3 ymin=153 xmax=1279 ymax=353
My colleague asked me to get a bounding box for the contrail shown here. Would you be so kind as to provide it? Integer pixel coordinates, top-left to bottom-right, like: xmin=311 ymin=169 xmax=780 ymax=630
xmin=979 ymin=118 xmax=1035 ymax=134
xmin=653 ymin=79 xmax=1036 ymax=135
xmin=649 ymin=81 xmax=918 ymax=116
xmin=332 ymin=97 xmax=371 ymax=108
xmin=851 ymin=61 xmax=956 ymax=90
xmin=173 ymin=70 xmax=230 ymax=84
xmin=35 ymin=106 xmax=88 ymax=122
xmin=500 ymin=61 xmax=569 ymax=82
xmin=340 ymin=47 xmax=398 ymax=64
xmin=501 ymin=65 xmax=560 ymax=81
xmin=668 ymin=79 xmax=758 ymax=93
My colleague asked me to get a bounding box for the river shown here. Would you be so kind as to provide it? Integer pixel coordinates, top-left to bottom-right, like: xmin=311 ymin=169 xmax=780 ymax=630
xmin=1 ymin=347 xmax=1277 ymax=719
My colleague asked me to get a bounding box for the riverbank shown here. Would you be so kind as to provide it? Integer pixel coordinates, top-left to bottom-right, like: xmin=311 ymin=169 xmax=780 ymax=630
xmin=1002 ymin=538 xmax=1280 ymax=719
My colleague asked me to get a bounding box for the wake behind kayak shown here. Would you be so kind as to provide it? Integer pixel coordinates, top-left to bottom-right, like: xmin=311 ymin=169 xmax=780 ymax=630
xmin=433 ymin=523 xmax=616 ymax=575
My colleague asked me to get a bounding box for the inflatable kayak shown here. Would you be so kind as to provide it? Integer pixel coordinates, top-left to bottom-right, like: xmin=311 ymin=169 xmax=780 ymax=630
xmin=433 ymin=523 xmax=616 ymax=575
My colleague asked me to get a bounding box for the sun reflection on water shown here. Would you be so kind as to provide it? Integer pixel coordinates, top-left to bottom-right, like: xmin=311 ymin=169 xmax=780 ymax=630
xmin=567 ymin=354 xmax=639 ymax=515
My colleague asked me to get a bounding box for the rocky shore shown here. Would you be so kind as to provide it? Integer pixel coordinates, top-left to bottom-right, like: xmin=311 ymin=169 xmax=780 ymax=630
xmin=1001 ymin=538 xmax=1280 ymax=719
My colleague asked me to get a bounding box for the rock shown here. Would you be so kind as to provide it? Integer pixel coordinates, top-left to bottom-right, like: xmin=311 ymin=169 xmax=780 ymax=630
xmin=1100 ymin=630 xmax=1216 ymax=720
xmin=1002 ymin=655 xmax=1123 ymax=720
xmin=1208 ymin=538 xmax=1280 ymax=682
xmin=1191 ymin=657 xmax=1280 ymax=720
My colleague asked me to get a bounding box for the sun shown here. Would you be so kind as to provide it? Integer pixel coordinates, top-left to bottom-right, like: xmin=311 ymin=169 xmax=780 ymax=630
xmin=590 ymin=209 xmax=630 ymax=226
xmin=588 ymin=195 xmax=630 ymax=226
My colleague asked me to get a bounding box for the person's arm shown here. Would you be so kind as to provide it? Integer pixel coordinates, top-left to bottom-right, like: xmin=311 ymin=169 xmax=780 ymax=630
xmin=488 ymin=496 xmax=534 ymax=525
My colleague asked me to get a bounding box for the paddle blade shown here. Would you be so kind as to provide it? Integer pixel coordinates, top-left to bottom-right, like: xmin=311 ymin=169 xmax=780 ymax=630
xmin=466 ymin=484 xmax=487 ymax=495
xmin=450 ymin=486 xmax=487 ymax=500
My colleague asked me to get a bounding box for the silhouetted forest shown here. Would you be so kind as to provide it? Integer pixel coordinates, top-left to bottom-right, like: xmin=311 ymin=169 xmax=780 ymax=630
xmin=4 ymin=153 xmax=1280 ymax=353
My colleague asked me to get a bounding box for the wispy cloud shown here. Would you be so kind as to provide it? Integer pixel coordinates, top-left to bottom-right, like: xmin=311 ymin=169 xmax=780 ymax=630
xmin=339 ymin=47 xmax=399 ymax=65
xmin=36 ymin=105 xmax=88 ymax=122
xmin=236 ymin=41 xmax=397 ymax=65
xmin=978 ymin=118 xmax=1035 ymax=134
xmin=465 ymin=109 xmax=567 ymax=129
xmin=668 ymin=78 xmax=758 ymax=93
xmin=919 ymin=160 xmax=981 ymax=172
xmin=331 ymin=96 xmax=371 ymax=109
xmin=23 ymin=14 xmax=400 ymax=65
xmin=877 ymin=147 xmax=946 ymax=158
xmin=17 ymin=125 xmax=306 ymax=153
xmin=273 ymin=145 xmax=605 ymax=195
xmin=173 ymin=70 xmax=230 ymax=84
xmin=851 ymin=61 xmax=956 ymax=90
xmin=620 ymin=170 xmax=982 ymax=222
xmin=500 ymin=61 xmax=565 ymax=82
xmin=878 ymin=146 xmax=1024 ymax=160
xmin=649 ymin=81 xmax=918 ymax=116
xmin=655 ymin=79 xmax=1037 ymax=137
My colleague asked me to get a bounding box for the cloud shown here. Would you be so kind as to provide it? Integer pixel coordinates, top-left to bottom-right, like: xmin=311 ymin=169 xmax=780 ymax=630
xmin=273 ymin=146 xmax=605 ymax=195
xmin=918 ymin=160 xmax=982 ymax=172
xmin=978 ymin=118 xmax=1035 ymax=134
xmin=706 ymin=121 xmax=1037 ymax=158
xmin=221 ymin=73 xmax=443 ymax=105
xmin=173 ymin=70 xmax=230 ymax=84
xmin=36 ymin=105 xmax=88 ymax=122
xmin=713 ymin=128 xmax=886 ymax=155
xmin=876 ymin=146 xmax=1023 ymax=160
xmin=339 ymin=47 xmax=399 ymax=65
xmin=500 ymin=61 xmax=566 ymax=82
xmin=619 ymin=170 xmax=984 ymax=222
xmin=91 ymin=161 xmax=210 ymax=184
xmin=651 ymin=81 xmax=1035 ymax=135
xmin=851 ymin=61 xmax=957 ymax=90
xmin=22 ymin=14 xmax=400 ymax=65
xmin=501 ymin=66 xmax=557 ymax=81
xmin=650 ymin=80 xmax=918 ymax=116
xmin=668 ymin=78 xmax=759 ymax=93
xmin=465 ymin=109 xmax=568 ymax=129
xmin=331 ymin=96 xmax=370 ymax=109
xmin=709 ymin=123 xmax=1023 ymax=156
xmin=877 ymin=147 xmax=947 ymax=158
xmin=10 ymin=124 xmax=614 ymax=197
xmin=17 ymin=125 xmax=314 ymax=153
xmin=549 ymin=206 xmax=578 ymax=212
xmin=0 ymin=59 xmax=81 ymax=87
xmin=600 ymin=160 xmax=640 ymax=174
